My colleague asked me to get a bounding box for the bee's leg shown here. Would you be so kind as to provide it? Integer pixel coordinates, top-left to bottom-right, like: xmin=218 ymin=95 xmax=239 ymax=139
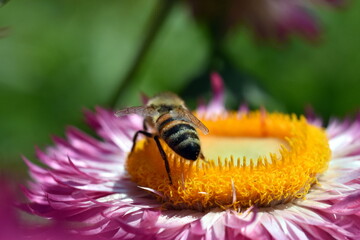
xmin=130 ymin=130 xmax=153 ymax=153
xmin=142 ymin=120 xmax=148 ymax=132
xmin=199 ymin=152 xmax=208 ymax=163
xmin=153 ymin=136 xmax=173 ymax=185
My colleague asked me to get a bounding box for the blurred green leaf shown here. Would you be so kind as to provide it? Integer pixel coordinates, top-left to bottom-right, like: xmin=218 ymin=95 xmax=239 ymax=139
xmin=0 ymin=26 xmax=9 ymax=38
xmin=0 ymin=0 xmax=10 ymax=7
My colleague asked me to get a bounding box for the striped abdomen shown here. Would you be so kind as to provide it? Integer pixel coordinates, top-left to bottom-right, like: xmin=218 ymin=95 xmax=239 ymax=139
xmin=157 ymin=114 xmax=200 ymax=160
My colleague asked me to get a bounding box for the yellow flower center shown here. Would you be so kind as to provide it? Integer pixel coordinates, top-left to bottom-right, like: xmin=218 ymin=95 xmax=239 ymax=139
xmin=126 ymin=111 xmax=331 ymax=210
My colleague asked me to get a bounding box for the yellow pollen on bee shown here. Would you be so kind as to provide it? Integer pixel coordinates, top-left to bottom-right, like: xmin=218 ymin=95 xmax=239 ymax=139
xmin=126 ymin=111 xmax=331 ymax=210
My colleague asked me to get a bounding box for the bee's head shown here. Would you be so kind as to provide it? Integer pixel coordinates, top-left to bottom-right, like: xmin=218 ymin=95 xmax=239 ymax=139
xmin=147 ymin=92 xmax=185 ymax=108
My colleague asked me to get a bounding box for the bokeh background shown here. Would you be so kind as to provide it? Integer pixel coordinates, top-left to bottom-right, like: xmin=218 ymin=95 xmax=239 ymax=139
xmin=1 ymin=0 xmax=359 ymax=178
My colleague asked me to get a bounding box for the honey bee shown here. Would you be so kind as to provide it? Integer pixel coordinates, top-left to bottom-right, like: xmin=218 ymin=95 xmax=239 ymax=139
xmin=115 ymin=92 xmax=209 ymax=184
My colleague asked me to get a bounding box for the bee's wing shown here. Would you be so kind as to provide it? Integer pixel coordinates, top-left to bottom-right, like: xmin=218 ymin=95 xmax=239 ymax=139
xmin=175 ymin=108 xmax=209 ymax=135
xmin=115 ymin=106 xmax=157 ymax=117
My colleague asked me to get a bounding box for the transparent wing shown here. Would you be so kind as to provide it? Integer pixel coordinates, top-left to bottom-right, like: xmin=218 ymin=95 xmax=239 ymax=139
xmin=175 ymin=108 xmax=209 ymax=135
xmin=115 ymin=106 xmax=157 ymax=117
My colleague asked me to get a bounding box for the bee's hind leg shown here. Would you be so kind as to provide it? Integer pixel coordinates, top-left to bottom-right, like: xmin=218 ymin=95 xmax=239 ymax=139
xmin=153 ymin=136 xmax=173 ymax=185
xmin=199 ymin=152 xmax=208 ymax=163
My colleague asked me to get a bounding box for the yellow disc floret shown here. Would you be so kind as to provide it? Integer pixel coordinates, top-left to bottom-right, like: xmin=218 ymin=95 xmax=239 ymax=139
xmin=126 ymin=111 xmax=331 ymax=210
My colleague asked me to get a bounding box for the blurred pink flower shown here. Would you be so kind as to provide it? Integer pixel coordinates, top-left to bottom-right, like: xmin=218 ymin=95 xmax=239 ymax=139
xmin=0 ymin=178 xmax=96 ymax=240
xmin=185 ymin=0 xmax=345 ymax=41
xmin=22 ymin=74 xmax=360 ymax=239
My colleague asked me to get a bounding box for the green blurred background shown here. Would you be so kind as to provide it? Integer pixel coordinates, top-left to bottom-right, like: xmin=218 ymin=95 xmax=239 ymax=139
xmin=0 ymin=0 xmax=359 ymax=177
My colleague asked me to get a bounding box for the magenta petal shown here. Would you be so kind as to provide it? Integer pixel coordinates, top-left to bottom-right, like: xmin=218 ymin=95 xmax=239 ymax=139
xmin=305 ymin=105 xmax=323 ymax=127
xmin=210 ymin=72 xmax=224 ymax=104
xmin=329 ymin=190 xmax=360 ymax=215
xmin=189 ymin=220 xmax=206 ymax=236
xmin=238 ymin=103 xmax=249 ymax=114
xmin=198 ymin=72 xmax=226 ymax=118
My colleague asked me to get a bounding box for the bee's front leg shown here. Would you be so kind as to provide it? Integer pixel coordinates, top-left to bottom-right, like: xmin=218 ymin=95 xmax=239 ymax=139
xmin=130 ymin=130 xmax=153 ymax=153
xmin=142 ymin=120 xmax=149 ymax=132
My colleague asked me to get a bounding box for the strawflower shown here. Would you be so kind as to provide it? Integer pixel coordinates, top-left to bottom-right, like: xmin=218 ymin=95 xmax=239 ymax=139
xmin=185 ymin=0 xmax=345 ymax=41
xmin=23 ymin=74 xmax=360 ymax=239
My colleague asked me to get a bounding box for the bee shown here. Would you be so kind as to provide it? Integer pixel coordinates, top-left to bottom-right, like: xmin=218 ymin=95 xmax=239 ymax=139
xmin=115 ymin=92 xmax=209 ymax=184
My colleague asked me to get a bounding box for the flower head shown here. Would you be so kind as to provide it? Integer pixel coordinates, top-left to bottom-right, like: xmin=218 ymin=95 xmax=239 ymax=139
xmin=23 ymin=74 xmax=360 ymax=239
xmin=185 ymin=0 xmax=345 ymax=41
